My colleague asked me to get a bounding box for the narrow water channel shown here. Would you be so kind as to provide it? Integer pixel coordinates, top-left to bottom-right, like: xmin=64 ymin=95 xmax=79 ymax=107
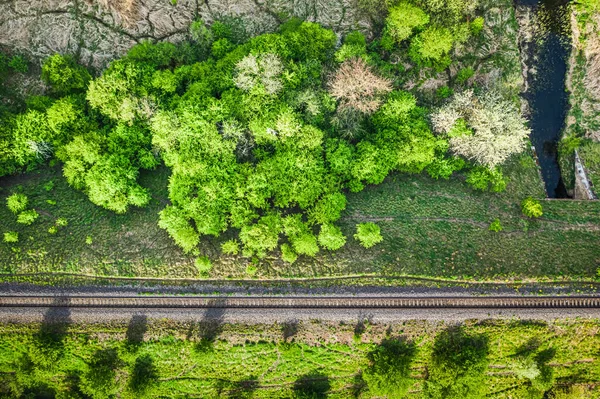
xmin=517 ymin=0 xmax=571 ymax=198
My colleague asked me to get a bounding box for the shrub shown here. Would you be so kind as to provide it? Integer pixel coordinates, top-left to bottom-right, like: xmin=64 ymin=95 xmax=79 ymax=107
xmin=466 ymin=167 xmax=507 ymax=192
xmin=363 ymin=338 xmax=417 ymax=397
xmin=221 ymin=240 xmax=240 ymax=255
xmin=6 ymin=193 xmax=28 ymax=214
xmin=329 ymin=58 xmax=392 ymax=114
xmin=85 ymin=236 xmax=93 ymax=245
xmin=194 ymin=256 xmax=212 ymax=275
xmin=455 ymin=67 xmax=474 ymax=84
xmin=436 ymin=86 xmax=453 ymax=99
xmin=3 ymin=231 xmax=19 ymax=243
xmin=245 ymin=264 xmax=258 ymax=276
xmin=8 ymin=55 xmax=28 ymax=73
xmin=471 ymin=17 xmax=485 ymax=35
xmin=17 ymin=209 xmax=39 ymax=225
xmin=281 ymin=243 xmax=298 ymax=264
xmin=354 ymin=222 xmax=383 ymax=248
xmin=55 ymin=217 xmax=68 ymax=227
xmin=48 ymin=226 xmax=58 ymax=234
xmin=522 ymin=197 xmax=543 ymax=218
xmin=42 ymin=54 xmax=91 ymax=94
xmin=489 ymin=219 xmax=502 ymax=232
xmin=318 ymin=224 xmax=347 ymax=250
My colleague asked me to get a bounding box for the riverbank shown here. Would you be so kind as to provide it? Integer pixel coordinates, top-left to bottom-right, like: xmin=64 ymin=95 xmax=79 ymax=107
xmin=561 ymin=1 xmax=600 ymax=198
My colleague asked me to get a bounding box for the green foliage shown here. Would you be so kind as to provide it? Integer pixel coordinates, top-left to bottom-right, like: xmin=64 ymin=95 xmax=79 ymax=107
xmin=221 ymin=239 xmax=240 ymax=255
xmin=386 ymin=3 xmax=430 ymax=43
xmin=8 ymin=55 xmax=28 ymax=73
xmin=354 ymin=222 xmax=383 ymax=248
xmin=3 ymin=231 xmax=18 ymax=243
xmin=436 ymin=86 xmax=453 ymax=99
xmin=466 ymin=167 xmax=507 ymax=192
xmin=17 ymin=209 xmax=39 ymax=225
xmin=317 ymin=223 xmax=346 ymax=251
xmin=281 ymin=243 xmax=298 ymax=264
xmin=471 ymin=17 xmax=485 ymax=35
xmin=489 ymin=219 xmax=502 ymax=232
xmin=424 ymin=327 xmax=489 ymax=399
xmin=86 ymin=236 xmax=93 ymax=245
xmin=158 ymin=206 xmax=200 ymax=253
xmin=42 ymin=54 xmax=91 ymax=94
xmin=409 ymin=26 xmax=454 ymax=66
xmin=6 ymin=193 xmax=28 ymax=214
xmin=521 ymin=197 xmax=543 ymax=218
xmin=363 ymin=338 xmax=416 ymax=397
xmin=456 ymin=67 xmax=475 ymax=84
xmin=195 ymin=256 xmax=213 ymax=275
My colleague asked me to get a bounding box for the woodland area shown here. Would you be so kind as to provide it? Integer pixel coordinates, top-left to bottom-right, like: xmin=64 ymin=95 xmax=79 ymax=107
xmin=0 ymin=0 xmax=599 ymax=279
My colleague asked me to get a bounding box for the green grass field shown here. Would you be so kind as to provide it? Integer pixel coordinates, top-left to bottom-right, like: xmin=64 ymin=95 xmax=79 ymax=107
xmin=1 ymin=150 xmax=599 ymax=280
xmin=1 ymin=318 xmax=599 ymax=398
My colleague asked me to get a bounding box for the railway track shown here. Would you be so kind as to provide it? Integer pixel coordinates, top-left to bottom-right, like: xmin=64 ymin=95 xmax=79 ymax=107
xmin=1 ymin=296 xmax=600 ymax=309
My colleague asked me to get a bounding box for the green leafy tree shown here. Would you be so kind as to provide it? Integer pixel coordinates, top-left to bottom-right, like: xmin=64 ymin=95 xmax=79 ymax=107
xmin=354 ymin=222 xmax=383 ymax=248
xmin=386 ymin=3 xmax=430 ymax=43
xmin=318 ymin=224 xmax=346 ymax=250
xmin=41 ymin=54 xmax=91 ymax=94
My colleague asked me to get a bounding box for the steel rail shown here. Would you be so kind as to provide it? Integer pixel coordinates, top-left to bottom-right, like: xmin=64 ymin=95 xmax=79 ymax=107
xmin=1 ymin=296 xmax=600 ymax=309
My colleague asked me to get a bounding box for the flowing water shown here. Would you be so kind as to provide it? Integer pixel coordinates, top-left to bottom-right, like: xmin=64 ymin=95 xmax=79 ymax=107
xmin=517 ymin=0 xmax=572 ymax=198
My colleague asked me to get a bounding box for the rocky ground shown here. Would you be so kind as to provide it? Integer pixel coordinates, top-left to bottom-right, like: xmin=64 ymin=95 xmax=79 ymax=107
xmin=0 ymin=0 xmax=374 ymax=70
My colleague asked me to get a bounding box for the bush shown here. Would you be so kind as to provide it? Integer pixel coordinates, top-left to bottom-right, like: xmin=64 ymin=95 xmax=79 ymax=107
xmin=6 ymin=193 xmax=28 ymax=214
xmin=488 ymin=219 xmax=502 ymax=232
xmin=466 ymin=167 xmax=507 ymax=192
xmin=55 ymin=217 xmax=68 ymax=227
xmin=455 ymin=67 xmax=474 ymax=84
xmin=8 ymin=55 xmax=28 ymax=73
xmin=471 ymin=17 xmax=485 ymax=35
xmin=436 ymin=86 xmax=453 ymax=99
xmin=42 ymin=54 xmax=91 ymax=94
xmin=354 ymin=222 xmax=383 ymax=248
xmin=318 ymin=224 xmax=347 ymax=250
xmin=195 ymin=256 xmax=213 ymax=275
xmin=221 ymin=240 xmax=240 ymax=255
xmin=17 ymin=209 xmax=39 ymax=225
xmin=3 ymin=231 xmax=18 ymax=243
xmin=281 ymin=243 xmax=298 ymax=264
xmin=363 ymin=338 xmax=416 ymax=397
xmin=521 ymin=197 xmax=543 ymax=218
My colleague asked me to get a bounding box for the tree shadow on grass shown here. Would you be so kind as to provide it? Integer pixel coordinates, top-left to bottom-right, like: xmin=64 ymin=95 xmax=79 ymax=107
xmin=128 ymin=353 xmax=158 ymax=394
xmin=34 ymin=296 xmax=72 ymax=367
xmin=195 ymin=299 xmax=226 ymax=352
xmin=125 ymin=314 xmax=147 ymax=351
xmin=293 ymin=371 xmax=331 ymax=399
xmin=282 ymin=319 xmax=299 ymax=343
xmin=214 ymin=376 xmax=260 ymax=399
xmin=353 ymin=312 xmax=373 ymax=341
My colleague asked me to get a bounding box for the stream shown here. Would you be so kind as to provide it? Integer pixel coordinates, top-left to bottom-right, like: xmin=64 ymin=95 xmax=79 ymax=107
xmin=517 ymin=0 xmax=572 ymax=198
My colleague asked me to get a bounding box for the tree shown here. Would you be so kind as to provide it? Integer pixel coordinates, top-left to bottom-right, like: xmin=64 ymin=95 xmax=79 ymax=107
xmin=431 ymin=90 xmax=530 ymax=168
xmin=386 ymin=3 xmax=430 ymax=43
xmin=318 ymin=224 xmax=346 ymax=250
xmin=354 ymin=223 xmax=383 ymax=248
xmin=234 ymin=53 xmax=284 ymax=95
xmin=409 ymin=26 xmax=454 ymax=65
xmin=329 ymin=58 xmax=392 ymax=114
xmin=41 ymin=54 xmax=91 ymax=94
